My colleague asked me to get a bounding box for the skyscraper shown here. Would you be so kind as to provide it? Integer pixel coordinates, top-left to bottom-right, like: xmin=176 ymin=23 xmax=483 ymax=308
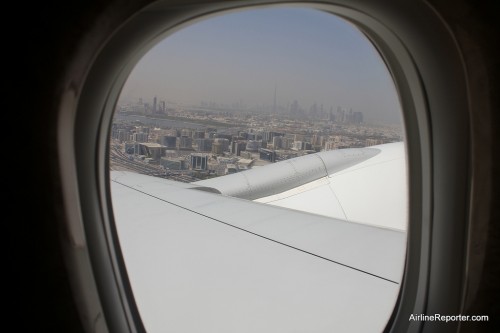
xmin=196 ymin=138 xmax=213 ymax=152
xmin=190 ymin=153 xmax=208 ymax=171
xmin=178 ymin=136 xmax=193 ymax=149
xmin=290 ymin=100 xmax=299 ymax=118
xmin=273 ymin=84 xmax=277 ymax=114
xmin=353 ymin=112 xmax=364 ymax=124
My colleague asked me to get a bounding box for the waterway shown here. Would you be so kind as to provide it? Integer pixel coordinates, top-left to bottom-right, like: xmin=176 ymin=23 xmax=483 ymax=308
xmin=114 ymin=114 xmax=208 ymax=130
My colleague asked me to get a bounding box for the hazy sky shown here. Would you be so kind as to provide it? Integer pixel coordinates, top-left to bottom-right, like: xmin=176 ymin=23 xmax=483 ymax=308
xmin=120 ymin=7 xmax=402 ymax=123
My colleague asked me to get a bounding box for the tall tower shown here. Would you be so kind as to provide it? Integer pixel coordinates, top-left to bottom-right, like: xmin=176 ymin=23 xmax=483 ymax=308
xmin=273 ymin=84 xmax=277 ymax=114
xmin=153 ymin=96 xmax=157 ymax=113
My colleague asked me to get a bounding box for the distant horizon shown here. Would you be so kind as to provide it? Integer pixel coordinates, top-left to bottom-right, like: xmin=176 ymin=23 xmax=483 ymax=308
xmin=118 ymin=94 xmax=405 ymax=127
xmin=119 ymin=7 xmax=403 ymax=124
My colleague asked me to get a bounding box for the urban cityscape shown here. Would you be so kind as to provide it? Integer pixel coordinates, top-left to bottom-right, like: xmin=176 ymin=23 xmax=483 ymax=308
xmin=110 ymin=96 xmax=404 ymax=183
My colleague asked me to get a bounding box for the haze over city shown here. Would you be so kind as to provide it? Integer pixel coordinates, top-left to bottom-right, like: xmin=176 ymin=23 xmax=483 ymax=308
xmin=120 ymin=7 xmax=402 ymax=124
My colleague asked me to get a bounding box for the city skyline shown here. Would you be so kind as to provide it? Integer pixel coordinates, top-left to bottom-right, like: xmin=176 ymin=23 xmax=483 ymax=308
xmin=119 ymin=7 xmax=403 ymax=124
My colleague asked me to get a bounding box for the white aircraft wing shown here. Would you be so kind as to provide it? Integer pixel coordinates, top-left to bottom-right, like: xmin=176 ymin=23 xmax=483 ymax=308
xmin=110 ymin=142 xmax=407 ymax=333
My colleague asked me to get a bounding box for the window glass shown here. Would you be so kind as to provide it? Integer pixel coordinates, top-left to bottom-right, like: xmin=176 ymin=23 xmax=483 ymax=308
xmin=109 ymin=7 xmax=407 ymax=332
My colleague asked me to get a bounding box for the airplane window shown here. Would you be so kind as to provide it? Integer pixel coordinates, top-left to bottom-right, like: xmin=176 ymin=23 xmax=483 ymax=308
xmin=109 ymin=7 xmax=407 ymax=332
